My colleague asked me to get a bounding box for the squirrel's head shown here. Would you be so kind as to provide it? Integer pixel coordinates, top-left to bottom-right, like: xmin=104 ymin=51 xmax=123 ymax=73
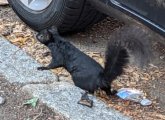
xmin=36 ymin=29 xmax=52 ymax=45
xmin=36 ymin=26 xmax=58 ymax=45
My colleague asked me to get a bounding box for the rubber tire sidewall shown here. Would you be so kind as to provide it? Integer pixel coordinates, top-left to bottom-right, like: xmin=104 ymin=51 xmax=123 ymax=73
xmin=8 ymin=0 xmax=68 ymax=31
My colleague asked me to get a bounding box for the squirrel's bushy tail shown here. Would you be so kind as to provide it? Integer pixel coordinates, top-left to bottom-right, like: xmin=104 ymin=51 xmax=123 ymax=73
xmin=103 ymin=42 xmax=129 ymax=83
xmin=103 ymin=24 xmax=151 ymax=83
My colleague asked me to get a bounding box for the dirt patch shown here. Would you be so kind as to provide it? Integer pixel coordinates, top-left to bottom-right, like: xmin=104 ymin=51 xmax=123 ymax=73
xmin=0 ymin=5 xmax=165 ymax=120
xmin=0 ymin=74 xmax=66 ymax=120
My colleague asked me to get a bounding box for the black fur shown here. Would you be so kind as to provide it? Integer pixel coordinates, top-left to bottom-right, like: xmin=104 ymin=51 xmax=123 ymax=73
xmin=109 ymin=25 xmax=152 ymax=68
xmin=36 ymin=27 xmax=129 ymax=96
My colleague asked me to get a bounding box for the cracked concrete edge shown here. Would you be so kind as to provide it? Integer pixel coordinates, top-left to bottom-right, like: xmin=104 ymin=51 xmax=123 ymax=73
xmin=0 ymin=36 xmax=58 ymax=84
xmin=0 ymin=36 xmax=131 ymax=120
xmin=22 ymin=82 xmax=131 ymax=120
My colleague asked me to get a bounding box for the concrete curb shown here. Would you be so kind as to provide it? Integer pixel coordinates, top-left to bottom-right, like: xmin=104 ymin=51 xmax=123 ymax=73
xmin=22 ymin=82 xmax=131 ymax=120
xmin=0 ymin=37 xmax=131 ymax=120
xmin=0 ymin=36 xmax=58 ymax=84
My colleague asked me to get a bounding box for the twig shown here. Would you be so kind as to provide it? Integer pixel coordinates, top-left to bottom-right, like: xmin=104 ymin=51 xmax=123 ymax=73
xmin=32 ymin=108 xmax=42 ymax=120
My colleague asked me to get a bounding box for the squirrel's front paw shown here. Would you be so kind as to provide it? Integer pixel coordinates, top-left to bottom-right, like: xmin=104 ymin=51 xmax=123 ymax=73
xmin=37 ymin=67 xmax=49 ymax=71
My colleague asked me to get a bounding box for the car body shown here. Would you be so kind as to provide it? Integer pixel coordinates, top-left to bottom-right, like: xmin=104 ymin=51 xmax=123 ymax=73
xmin=89 ymin=0 xmax=165 ymax=36
xmin=8 ymin=0 xmax=165 ymax=37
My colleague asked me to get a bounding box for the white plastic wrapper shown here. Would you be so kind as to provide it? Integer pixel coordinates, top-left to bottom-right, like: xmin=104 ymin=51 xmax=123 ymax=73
xmin=117 ymin=88 xmax=152 ymax=106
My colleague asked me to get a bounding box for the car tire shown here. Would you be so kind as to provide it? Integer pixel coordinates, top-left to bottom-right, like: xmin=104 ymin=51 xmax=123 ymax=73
xmin=8 ymin=0 xmax=106 ymax=34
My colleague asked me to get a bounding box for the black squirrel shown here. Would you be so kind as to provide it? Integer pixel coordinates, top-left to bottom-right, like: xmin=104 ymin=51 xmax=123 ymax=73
xmin=36 ymin=25 xmax=149 ymax=107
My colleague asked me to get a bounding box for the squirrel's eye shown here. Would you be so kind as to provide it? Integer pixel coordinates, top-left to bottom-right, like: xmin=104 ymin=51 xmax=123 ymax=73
xmin=40 ymin=35 xmax=43 ymax=38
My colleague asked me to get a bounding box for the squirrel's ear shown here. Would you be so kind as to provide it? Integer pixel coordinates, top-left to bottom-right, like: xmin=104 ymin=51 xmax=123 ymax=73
xmin=48 ymin=26 xmax=58 ymax=34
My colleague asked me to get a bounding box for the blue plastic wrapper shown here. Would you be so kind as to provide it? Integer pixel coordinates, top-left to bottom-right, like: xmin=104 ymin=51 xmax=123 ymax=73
xmin=117 ymin=88 xmax=152 ymax=106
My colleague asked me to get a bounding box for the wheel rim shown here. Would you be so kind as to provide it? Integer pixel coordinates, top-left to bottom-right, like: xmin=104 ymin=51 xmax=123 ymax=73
xmin=19 ymin=0 xmax=52 ymax=11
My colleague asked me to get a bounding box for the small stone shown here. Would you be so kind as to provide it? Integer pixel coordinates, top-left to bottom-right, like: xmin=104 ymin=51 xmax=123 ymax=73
xmin=160 ymin=56 xmax=164 ymax=60
xmin=0 ymin=96 xmax=6 ymax=105
xmin=54 ymin=116 xmax=61 ymax=120
xmin=0 ymin=0 xmax=8 ymax=5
